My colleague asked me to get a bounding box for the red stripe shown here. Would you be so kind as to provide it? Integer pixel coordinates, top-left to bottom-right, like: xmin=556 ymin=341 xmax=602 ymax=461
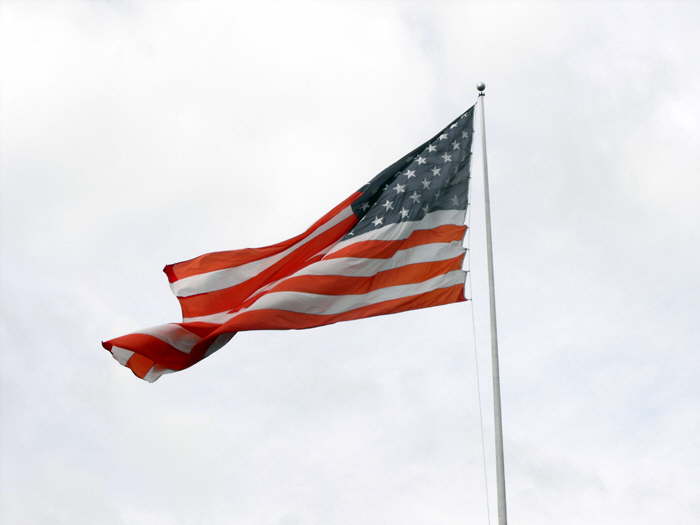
xmin=164 ymin=192 xmax=361 ymax=282
xmin=247 ymin=255 xmax=464 ymax=297
xmin=103 ymin=197 xmax=469 ymax=380
xmin=125 ymin=353 xmax=154 ymax=379
xmin=327 ymin=224 xmax=466 ymax=260
xmin=176 ymin=215 xmax=358 ymax=318
xmin=104 ymin=334 xmax=197 ymax=371
xmin=177 ymin=222 xmax=463 ymax=319
xmin=175 ymin=322 xmax=217 ymax=338
xmin=208 ymin=284 xmax=465 ymax=336
xmin=104 ymin=284 xmax=465 ymax=377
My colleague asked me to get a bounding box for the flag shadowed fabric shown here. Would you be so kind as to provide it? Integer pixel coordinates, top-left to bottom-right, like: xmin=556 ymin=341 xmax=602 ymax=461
xmin=102 ymin=106 xmax=475 ymax=381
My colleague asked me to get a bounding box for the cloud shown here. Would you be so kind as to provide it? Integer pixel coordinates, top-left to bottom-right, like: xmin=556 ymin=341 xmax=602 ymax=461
xmin=1 ymin=1 xmax=698 ymax=524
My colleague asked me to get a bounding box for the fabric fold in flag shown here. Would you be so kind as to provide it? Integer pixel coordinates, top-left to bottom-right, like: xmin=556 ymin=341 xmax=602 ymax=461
xmin=102 ymin=106 xmax=475 ymax=381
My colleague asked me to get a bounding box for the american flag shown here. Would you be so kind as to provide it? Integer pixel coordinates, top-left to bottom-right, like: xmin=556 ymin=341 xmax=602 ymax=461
xmin=102 ymin=106 xmax=475 ymax=381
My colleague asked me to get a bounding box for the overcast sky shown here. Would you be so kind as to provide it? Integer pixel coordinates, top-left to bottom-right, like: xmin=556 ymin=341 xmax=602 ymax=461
xmin=1 ymin=1 xmax=699 ymax=524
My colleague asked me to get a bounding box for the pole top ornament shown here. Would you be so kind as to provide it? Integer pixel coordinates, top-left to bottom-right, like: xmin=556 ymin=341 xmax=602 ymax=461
xmin=476 ymin=82 xmax=486 ymax=93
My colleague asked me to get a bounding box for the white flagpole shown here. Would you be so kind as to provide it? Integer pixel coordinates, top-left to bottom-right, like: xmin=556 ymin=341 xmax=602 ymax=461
xmin=477 ymin=82 xmax=508 ymax=525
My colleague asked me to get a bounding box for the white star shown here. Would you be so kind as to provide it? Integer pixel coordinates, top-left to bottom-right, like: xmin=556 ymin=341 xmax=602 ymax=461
xmin=422 ymin=204 xmax=430 ymax=214
xmin=409 ymin=191 xmax=421 ymax=203
xmin=372 ymin=216 xmax=384 ymax=227
xmin=405 ymin=169 xmax=416 ymax=179
xmin=359 ymin=202 xmax=370 ymax=211
xmin=381 ymin=199 xmax=394 ymax=211
xmin=399 ymin=207 xmax=409 ymax=219
xmin=427 ymin=144 xmax=437 ymax=152
xmin=421 ymin=178 xmax=431 ymax=189
xmin=462 ymin=131 xmax=469 ymax=138
xmin=450 ymin=123 xmax=458 ymax=129
xmin=451 ymin=141 xmax=460 ymax=150
xmin=348 ymin=231 xmax=354 ymax=236
xmin=441 ymin=153 xmax=452 ymax=162
xmin=434 ymin=190 xmax=441 ymax=200
xmin=439 ymin=133 xmax=448 ymax=141
xmin=431 ymin=167 xmax=441 ymax=176
xmin=416 ymin=156 xmax=426 ymax=165
xmin=393 ymin=183 xmax=406 ymax=194
xmin=451 ymin=195 xmax=459 ymax=206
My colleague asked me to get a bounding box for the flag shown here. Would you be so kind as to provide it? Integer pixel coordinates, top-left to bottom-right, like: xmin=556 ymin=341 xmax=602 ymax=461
xmin=102 ymin=106 xmax=475 ymax=381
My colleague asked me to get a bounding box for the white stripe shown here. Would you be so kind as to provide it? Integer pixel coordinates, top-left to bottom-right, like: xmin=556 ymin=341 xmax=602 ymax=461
xmin=183 ymin=269 xmax=465 ymax=323
xmin=183 ymin=310 xmax=234 ymax=325
xmin=110 ymin=346 xmax=134 ymax=366
xmin=237 ymin=241 xmax=463 ymax=309
xmin=233 ymin=248 xmax=339 ymax=306
xmin=143 ymin=366 xmax=175 ymax=383
xmin=110 ymin=344 xmax=175 ymax=381
xmin=181 ymin=241 xmax=466 ymax=325
xmin=296 ymin=241 xmax=465 ymax=278
xmin=327 ymin=209 xmax=466 ymax=257
xmin=134 ymin=323 xmax=201 ymax=354
xmin=242 ymin=269 xmax=466 ymax=316
xmin=171 ymin=205 xmax=355 ymax=297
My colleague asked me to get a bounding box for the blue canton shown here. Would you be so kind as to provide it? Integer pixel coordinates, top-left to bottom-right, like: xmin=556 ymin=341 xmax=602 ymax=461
xmin=346 ymin=106 xmax=474 ymax=238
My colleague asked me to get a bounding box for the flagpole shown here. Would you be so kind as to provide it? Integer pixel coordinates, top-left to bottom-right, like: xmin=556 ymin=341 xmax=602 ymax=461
xmin=477 ymin=82 xmax=508 ymax=525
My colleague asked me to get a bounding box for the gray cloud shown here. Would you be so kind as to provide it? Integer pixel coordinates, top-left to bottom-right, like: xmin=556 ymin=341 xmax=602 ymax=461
xmin=1 ymin=1 xmax=698 ymax=524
